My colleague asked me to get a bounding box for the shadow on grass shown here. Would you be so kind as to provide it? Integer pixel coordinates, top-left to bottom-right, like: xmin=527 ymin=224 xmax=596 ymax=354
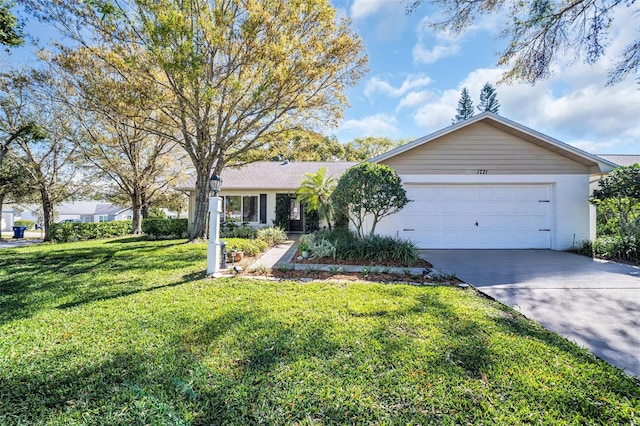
xmin=1 ymin=286 xmax=639 ymax=425
xmin=56 ymin=271 xmax=206 ymax=310
xmin=0 ymin=239 xmax=205 ymax=325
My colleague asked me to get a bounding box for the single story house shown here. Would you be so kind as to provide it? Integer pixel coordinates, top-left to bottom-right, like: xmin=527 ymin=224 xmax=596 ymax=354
xmin=177 ymin=161 xmax=357 ymax=232
xmin=16 ymin=201 xmax=133 ymax=224
xmin=1 ymin=206 xmax=17 ymax=231
xmin=178 ymin=112 xmax=620 ymax=250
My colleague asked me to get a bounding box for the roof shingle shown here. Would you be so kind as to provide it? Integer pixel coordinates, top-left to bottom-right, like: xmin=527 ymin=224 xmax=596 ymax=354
xmin=176 ymin=161 xmax=358 ymax=191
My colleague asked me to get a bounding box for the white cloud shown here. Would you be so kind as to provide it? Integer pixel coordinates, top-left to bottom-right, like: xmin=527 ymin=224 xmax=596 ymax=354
xmin=350 ymin=0 xmax=388 ymax=19
xmin=412 ymin=43 xmax=461 ymax=64
xmin=365 ymin=74 xmax=433 ymax=98
xmin=397 ymin=90 xmax=432 ymax=110
xmin=411 ymin=63 xmax=640 ymax=154
xmin=412 ymin=15 xmax=462 ymax=64
xmin=339 ymin=113 xmax=399 ymax=138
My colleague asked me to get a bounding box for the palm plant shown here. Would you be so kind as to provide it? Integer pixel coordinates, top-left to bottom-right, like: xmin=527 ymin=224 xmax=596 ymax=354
xmin=296 ymin=167 xmax=337 ymax=230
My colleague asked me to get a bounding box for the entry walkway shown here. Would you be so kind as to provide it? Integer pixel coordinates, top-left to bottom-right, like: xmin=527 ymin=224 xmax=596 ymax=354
xmin=421 ymin=249 xmax=640 ymax=377
xmin=247 ymin=235 xmax=299 ymax=270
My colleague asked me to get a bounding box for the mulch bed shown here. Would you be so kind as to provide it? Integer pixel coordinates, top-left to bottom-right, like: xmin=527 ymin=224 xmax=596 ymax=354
xmin=289 ymin=251 xmax=433 ymax=268
xmin=242 ymin=268 xmax=461 ymax=285
xmin=233 ymin=249 xmax=459 ymax=285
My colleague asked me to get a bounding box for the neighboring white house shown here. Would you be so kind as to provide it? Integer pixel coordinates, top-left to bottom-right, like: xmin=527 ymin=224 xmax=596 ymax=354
xmin=1 ymin=207 xmax=16 ymax=231
xmin=14 ymin=201 xmax=132 ymax=224
xmin=54 ymin=202 xmax=133 ymax=223
xmin=177 ymin=113 xmax=622 ymax=250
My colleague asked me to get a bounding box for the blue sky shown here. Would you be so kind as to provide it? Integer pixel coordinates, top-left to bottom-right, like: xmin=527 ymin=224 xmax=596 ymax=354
xmin=330 ymin=0 xmax=639 ymax=155
xmin=7 ymin=1 xmax=638 ymax=155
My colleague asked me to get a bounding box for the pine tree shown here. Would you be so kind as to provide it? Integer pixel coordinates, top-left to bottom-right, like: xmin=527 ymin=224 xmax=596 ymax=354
xmin=453 ymin=87 xmax=474 ymax=123
xmin=477 ymin=82 xmax=500 ymax=113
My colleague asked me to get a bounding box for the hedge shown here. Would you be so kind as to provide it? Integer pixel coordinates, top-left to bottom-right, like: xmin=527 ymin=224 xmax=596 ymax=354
xmin=50 ymin=221 xmax=132 ymax=243
xmin=142 ymin=218 xmax=188 ymax=239
xmin=13 ymin=219 xmax=36 ymax=230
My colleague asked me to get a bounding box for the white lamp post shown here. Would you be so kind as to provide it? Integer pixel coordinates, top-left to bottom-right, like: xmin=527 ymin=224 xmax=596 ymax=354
xmin=207 ymin=173 xmax=223 ymax=275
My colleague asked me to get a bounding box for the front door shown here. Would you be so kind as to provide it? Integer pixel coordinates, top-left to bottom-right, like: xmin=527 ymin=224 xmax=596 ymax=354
xmin=288 ymin=198 xmax=303 ymax=232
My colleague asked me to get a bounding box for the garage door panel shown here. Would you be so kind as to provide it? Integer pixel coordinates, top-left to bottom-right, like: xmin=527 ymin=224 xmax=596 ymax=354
xmin=398 ymin=184 xmax=551 ymax=249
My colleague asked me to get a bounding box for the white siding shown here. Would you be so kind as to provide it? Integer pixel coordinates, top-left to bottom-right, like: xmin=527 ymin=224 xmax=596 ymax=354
xmin=381 ymin=123 xmax=590 ymax=175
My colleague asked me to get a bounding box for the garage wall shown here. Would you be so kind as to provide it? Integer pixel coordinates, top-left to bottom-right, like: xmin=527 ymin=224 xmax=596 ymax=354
xmin=381 ymin=122 xmax=590 ymax=175
xmin=370 ymin=174 xmax=590 ymax=250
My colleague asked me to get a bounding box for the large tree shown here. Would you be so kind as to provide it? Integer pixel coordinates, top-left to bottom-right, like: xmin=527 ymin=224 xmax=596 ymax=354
xmin=405 ymin=0 xmax=639 ymax=85
xmin=0 ymin=72 xmax=45 ymax=166
xmin=477 ymin=82 xmax=499 ymax=114
xmin=0 ymin=154 xmax=36 ymax=226
xmin=453 ymin=87 xmax=474 ymax=123
xmin=26 ymin=0 xmax=367 ymax=240
xmin=238 ymin=130 xmax=346 ymax=162
xmin=11 ymin=72 xmax=85 ymax=241
xmin=342 ymin=137 xmax=408 ymax=161
xmin=0 ymin=0 xmax=23 ymax=47
xmin=53 ymin=49 xmax=186 ymax=234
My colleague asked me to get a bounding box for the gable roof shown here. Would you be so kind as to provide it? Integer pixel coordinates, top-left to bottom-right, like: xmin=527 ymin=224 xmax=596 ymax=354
xmin=597 ymin=155 xmax=640 ymax=167
xmin=176 ymin=161 xmax=358 ymax=191
xmin=56 ymin=202 xmax=129 ymax=215
xmin=369 ymin=112 xmax=618 ymax=174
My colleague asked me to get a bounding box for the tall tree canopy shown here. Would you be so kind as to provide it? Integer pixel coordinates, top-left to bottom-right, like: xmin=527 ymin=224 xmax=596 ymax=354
xmin=406 ymin=0 xmax=639 ymax=84
xmin=0 ymin=0 xmax=23 ymax=47
xmin=0 ymin=72 xmax=45 ymax=166
xmin=53 ymin=48 xmax=186 ymax=235
xmin=477 ymin=82 xmax=499 ymax=114
xmin=26 ymin=0 xmax=367 ymax=240
xmin=453 ymin=87 xmax=474 ymax=123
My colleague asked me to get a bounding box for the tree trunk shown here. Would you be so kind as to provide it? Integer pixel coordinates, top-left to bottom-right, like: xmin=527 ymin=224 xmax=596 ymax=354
xmin=0 ymin=194 xmax=4 ymax=234
xmin=131 ymin=189 xmax=143 ymax=235
xmin=188 ymin=169 xmax=212 ymax=241
xmin=0 ymin=145 xmax=8 ymax=167
xmin=41 ymin=188 xmax=55 ymax=242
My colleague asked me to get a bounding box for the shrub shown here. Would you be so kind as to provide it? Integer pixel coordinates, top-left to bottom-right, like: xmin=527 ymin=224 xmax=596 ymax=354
xmin=142 ymin=218 xmax=188 ymax=238
xmin=308 ymin=229 xmax=419 ymax=265
xmin=220 ymin=222 xmax=257 ymax=239
xmin=591 ymin=236 xmax=639 ymax=263
xmin=298 ymin=233 xmax=316 ymax=249
xmin=223 ymin=238 xmax=268 ymax=257
xmin=147 ymin=207 xmax=167 ymax=219
xmin=13 ymin=219 xmax=35 ymax=230
xmin=50 ymin=221 xmax=132 ymax=243
xmin=310 ymin=238 xmax=336 ymax=259
xmin=331 ymin=162 xmax=409 ymax=237
xmin=256 ymin=227 xmax=287 ymax=245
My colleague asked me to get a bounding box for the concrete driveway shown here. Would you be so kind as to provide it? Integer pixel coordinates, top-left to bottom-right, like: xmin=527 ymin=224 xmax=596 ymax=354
xmin=421 ymin=250 xmax=640 ymax=377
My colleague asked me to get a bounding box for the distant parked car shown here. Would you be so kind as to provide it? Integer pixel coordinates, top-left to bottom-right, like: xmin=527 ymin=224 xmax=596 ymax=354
xmin=60 ymin=219 xmax=82 ymax=223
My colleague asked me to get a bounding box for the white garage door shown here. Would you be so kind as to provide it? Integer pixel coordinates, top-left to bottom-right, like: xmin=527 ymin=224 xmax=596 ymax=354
xmin=399 ymin=184 xmax=551 ymax=249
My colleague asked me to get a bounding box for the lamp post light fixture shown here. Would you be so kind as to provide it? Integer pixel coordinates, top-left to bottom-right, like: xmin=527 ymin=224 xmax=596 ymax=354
xmin=207 ymin=173 xmax=223 ymax=275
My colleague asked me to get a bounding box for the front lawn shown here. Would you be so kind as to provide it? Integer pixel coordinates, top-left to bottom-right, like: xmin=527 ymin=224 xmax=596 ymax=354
xmin=0 ymin=238 xmax=638 ymax=424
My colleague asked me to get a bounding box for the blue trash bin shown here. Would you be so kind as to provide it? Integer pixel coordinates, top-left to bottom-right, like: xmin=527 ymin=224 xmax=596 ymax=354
xmin=12 ymin=226 xmax=27 ymax=239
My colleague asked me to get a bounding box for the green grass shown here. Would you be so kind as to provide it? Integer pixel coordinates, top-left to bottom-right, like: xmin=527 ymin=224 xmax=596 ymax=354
xmin=0 ymin=238 xmax=638 ymax=425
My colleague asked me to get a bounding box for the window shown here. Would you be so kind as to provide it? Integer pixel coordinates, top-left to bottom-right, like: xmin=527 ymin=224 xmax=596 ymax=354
xmin=223 ymin=195 xmax=259 ymax=223
xmin=98 ymin=215 xmax=109 ymax=222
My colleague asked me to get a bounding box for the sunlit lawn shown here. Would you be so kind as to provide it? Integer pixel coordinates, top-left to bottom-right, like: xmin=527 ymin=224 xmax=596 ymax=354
xmin=0 ymin=238 xmax=638 ymax=424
